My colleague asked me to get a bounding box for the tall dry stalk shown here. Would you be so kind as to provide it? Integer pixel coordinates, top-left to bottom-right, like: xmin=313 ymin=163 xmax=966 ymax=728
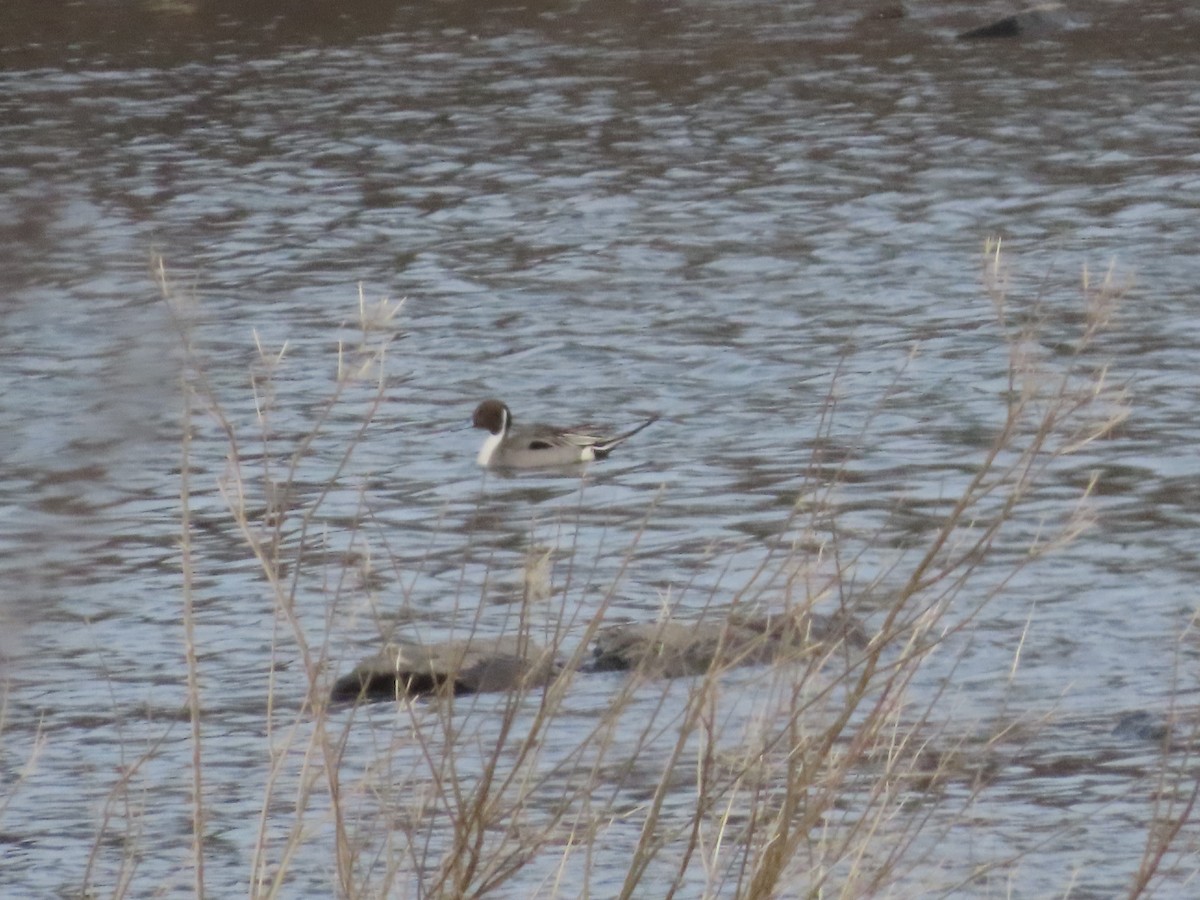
xmin=161 ymin=262 xmax=405 ymax=897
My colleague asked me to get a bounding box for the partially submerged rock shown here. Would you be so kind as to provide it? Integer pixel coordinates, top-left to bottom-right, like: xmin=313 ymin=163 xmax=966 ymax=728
xmin=332 ymin=608 xmax=869 ymax=703
xmin=1111 ymin=710 xmax=1171 ymax=744
xmin=957 ymin=4 xmax=1074 ymax=41
xmin=590 ymin=621 xmax=768 ymax=678
xmin=590 ymin=607 xmax=868 ymax=678
xmin=330 ymin=635 xmax=560 ymax=703
xmin=728 ymin=606 xmax=869 ymax=651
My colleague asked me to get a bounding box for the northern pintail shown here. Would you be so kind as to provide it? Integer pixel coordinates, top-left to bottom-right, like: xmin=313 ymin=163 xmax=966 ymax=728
xmin=472 ymin=398 xmax=658 ymax=469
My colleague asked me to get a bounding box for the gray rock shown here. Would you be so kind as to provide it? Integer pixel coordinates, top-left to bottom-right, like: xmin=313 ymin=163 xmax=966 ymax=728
xmin=589 ymin=608 xmax=868 ymax=678
xmin=331 ymin=635 xmax=561 ymax=703
xmin=331 ymin=607 xmax=869 ymax=704
xmin=1111 ymin=710 xmax=1170 ymax=743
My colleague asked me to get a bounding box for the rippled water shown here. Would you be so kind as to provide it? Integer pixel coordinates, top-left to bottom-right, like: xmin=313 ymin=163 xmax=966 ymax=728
xmin=3 ymin=1 xmax=1200 ymax=896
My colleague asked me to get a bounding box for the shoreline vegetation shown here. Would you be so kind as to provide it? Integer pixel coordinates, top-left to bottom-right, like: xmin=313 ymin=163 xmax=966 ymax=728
xmin=43 ymin=244 xmax=1197 ymax=896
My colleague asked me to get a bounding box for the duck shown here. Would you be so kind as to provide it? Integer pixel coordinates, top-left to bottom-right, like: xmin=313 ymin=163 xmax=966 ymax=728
xmin=472 ymin=398 xmax=658 ymax=469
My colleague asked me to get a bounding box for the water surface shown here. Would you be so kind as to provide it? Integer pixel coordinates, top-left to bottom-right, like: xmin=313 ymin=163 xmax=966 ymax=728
xmin=3 ymin=1 xmax=1200 ymax=896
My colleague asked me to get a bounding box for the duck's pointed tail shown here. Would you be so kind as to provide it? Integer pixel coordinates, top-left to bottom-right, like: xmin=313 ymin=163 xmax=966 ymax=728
xmin=593 ymin=414 xmax=660 ymax=458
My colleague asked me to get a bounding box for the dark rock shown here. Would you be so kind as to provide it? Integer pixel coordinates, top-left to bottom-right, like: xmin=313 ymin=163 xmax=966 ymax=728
xmin=331 ymin=635 xmax=560 ymax=704
xmin=958 ymin=4 xmax=1074 ymax=41
xmin=959 ymin=16 xmax=1023 ymax=40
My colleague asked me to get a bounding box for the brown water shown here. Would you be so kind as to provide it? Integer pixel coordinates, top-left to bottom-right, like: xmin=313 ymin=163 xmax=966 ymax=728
xmin=3 ymin=1 xmax=1200 ymax=896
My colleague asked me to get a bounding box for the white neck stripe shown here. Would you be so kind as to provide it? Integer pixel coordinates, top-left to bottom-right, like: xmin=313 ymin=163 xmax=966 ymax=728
xmin=477 ymin=430 xmax=504 ymax=467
